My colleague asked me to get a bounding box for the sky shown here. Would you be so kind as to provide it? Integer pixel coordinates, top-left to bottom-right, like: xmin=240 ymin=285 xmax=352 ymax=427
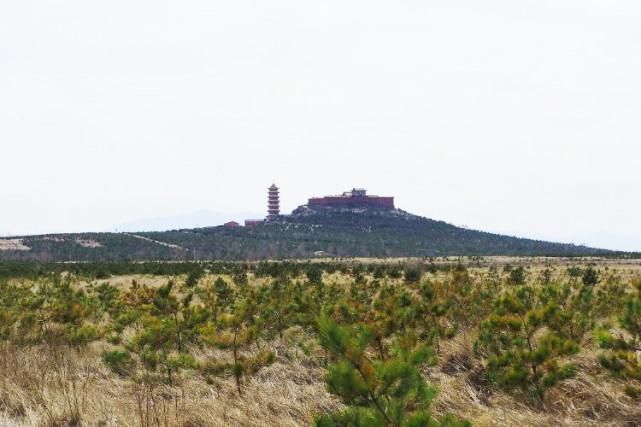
xmin=1 ymin=1 xmax=640 ymax=251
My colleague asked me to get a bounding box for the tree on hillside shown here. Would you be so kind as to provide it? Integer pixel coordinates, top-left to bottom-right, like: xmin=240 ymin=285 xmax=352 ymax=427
xmin=200 ymin=290 xmax=275 ymax=396
xmin=597 ymin=279 xmax=641 ymax=381
xmin=475 ymin=286 xmax=579 ymax=400
xmin=582 ymin=266 xmax=599 ymax=287
xmin=315 ymin=317 xmax=469 ymax=427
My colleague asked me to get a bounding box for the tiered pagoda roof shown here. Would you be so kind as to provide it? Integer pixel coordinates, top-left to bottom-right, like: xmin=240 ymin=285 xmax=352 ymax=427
xmin=267 ymin=183 xmax=280 ymax=216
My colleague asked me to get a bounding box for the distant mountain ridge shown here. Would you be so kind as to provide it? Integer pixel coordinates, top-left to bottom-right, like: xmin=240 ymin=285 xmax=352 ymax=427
xmin=0 ymin=205 xmax=619 ymax=261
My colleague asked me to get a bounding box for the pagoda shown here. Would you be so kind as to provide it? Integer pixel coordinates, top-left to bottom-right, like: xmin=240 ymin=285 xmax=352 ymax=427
xmin=267 ymin=184 xmax=280 ymax=217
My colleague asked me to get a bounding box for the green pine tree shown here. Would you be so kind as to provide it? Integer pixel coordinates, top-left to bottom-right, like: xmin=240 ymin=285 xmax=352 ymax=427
xmin=315 ymin=317 xmax=469 ymax=427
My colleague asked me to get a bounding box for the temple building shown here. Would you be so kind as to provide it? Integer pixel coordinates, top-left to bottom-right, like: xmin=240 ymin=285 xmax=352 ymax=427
xmin=241 ymin=184 xmax=393 ymax=227
xmin=307 ymin=188 xmax=394 ymax=210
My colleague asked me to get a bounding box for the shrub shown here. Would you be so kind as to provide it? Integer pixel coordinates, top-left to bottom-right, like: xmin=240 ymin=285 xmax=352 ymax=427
xmin=404 ymin=266 xmax=422 ymax=284
xmin=185 ymin=268 xmax=204 ymax=287
xmin=582 ymin=267 xmax=599 ymax=287
xmin=102 ymin=350 xmax=135 ymax=377
xmin=315 ymin=317 xmax=468 ymax=427
xmin=475 ymin=287 xmax=580 ymax=400
xmin=508 ymin=266 xmax=527 ymax=285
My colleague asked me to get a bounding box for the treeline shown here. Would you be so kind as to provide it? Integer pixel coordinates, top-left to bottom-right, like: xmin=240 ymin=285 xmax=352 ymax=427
xmin=0 ymin=260 xmax=453 ymax=281
xmin=0 ymin=261 xmax=211 ymax=280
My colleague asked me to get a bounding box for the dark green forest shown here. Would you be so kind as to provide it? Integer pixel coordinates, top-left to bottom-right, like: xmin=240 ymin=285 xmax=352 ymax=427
xmin=0 ymin=208 xmax=628 ymax=262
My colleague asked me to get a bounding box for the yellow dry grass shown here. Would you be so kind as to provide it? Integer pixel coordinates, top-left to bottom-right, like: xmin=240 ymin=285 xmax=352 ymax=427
xmin=0 ymin=333 xmax=340 ymax=427
xmin=2 ymin=260 xmax=641 ymax=426
xmin=2 ymin=332 xmax=639 ymax=426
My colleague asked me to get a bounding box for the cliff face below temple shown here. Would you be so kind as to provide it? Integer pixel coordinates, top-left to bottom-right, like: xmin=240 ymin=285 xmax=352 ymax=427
xmin=0 ymin=206 xmax=614 ymax=261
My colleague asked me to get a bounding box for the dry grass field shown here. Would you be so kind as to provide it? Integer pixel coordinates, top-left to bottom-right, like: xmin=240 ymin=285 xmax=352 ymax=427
xmin=1 ymin=258 xmax=640 ymax=426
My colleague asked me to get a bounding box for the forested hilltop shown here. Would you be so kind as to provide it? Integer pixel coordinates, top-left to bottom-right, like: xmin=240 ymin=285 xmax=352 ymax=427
xmin=0 ymin=207 xmax=619 ymax=261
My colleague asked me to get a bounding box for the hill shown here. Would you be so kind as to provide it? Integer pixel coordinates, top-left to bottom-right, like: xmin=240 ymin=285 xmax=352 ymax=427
xmin=0 ymin=206 xmax=616 ymax=261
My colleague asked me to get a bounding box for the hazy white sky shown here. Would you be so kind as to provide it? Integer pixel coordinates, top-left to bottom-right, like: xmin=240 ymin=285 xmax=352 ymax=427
xmin=1 ymin=1 xmax=640 ymax=250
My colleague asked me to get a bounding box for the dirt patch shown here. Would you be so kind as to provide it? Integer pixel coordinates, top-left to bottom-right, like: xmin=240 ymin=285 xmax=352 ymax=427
xmin=41 ymin=236 xmax=65 ymax=242
xmin=0 ymin=239 xmax=31 ymax=251
xmin=125 ymin=233 xmax=186 ymax=251
xmin=442 ymin=352 xmax=474 ymax=376
xmin=466 ymin=366 xmax=493 ymax=405
xmin=75 ymin=239 xmax=102 ymax=248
